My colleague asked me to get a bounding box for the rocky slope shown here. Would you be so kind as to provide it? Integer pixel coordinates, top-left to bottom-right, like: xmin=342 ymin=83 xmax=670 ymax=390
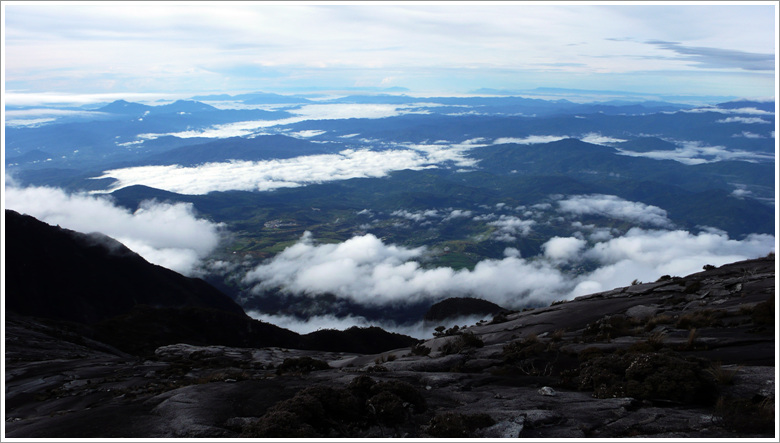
xmin=3 ymin=211 xmax=776 ymax=438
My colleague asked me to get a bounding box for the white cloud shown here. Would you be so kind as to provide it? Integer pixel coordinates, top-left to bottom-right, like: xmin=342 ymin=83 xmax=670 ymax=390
xmin=683 ymin=106 xmax=774 ymax=116
xmin=542 ymin=236 xmax=587 ymax=261
xmin=138 ymin=103 xmax=435 ymax=140
xmin=289 ymin=129 xmax=327 ymax=138
xmin=4 ymin=185 xmax=224 ymax=276
xmin=444 ymin=209 xmax=473 ymax=220
xmin=732 ymin=131 xmax=765 ymax=139
xmin=616 ymin=140 xmax=774 ymax=164
xmin=716 ymin=116 xmax=771 ymax=124
xmin=579 ymin=132 xmax=627 ymax=145
xmin=241 ymin=228 xmax=775 ymax=311
xmin=557 ymin=194 xmax=672 ymax=227
xmin=731 ymin=184 xmax=753 ymax=199
xmin=402 ymin=138 xmax=487 ymax=169
xmin=95 ymin=149 xmax=437 ymax=194
xmin=391 ymin=209 xmax=440 ymax=222
xmin=493 ymin=133 xmax=625 ymax=147
xmin=243 ymin=231 xmax=569 ymax=307
xmin=4 ymin=117 xmax=57 ymax=127
xmin=487 ymin=215 xmax=536 ymax=242
xmin=573 ymin=228 xmax=774 ymax=296
xmin=5 ymin=108 xmax=109 ymax=127
xmin=494 ymin=135 xmax=566 ymax=145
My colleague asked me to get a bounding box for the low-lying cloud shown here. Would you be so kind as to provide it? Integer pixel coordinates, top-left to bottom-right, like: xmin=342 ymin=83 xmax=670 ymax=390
xmin=493 ymin=135 xmax=566 ymax=145
xmin=96 ymin=149 xmax=438 ymax=194
xmin=556 ymin=194 xmax=673 ymax=227
xmin=572 ymin=228 xmax=774 ymax=296
xmin=138 ymin=103 xmax=435 ymax=140
xmin=616 ymin=140 xmax=773 ymax=165
xmin=4 ymin=185 xmax=224 ymax=276
xmin=5 ymin=108 xmax=109 ymax=127
xmin=487 ymin=215 xmax=537 ymax=242
xmin=243 ymin=228 xmax=774 ymax=312
xmin=243 ymin=232 xmax=569 ymax=307
xmin=716 ymin=116 xmax=771 ymax=124
xmin=493 ymin=133 xmax=626 ymax=146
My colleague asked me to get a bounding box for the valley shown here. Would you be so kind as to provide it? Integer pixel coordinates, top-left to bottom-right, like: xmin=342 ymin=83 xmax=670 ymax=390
xmin=5 ymin=92 xmax=776 ymax=335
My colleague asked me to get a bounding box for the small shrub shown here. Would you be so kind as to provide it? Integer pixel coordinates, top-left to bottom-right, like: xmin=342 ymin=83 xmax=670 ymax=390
xmin=426 ymin=412 xmax=495 ymax=438
xmin=367 ymin=391 xmax=406 ymax=426
xmin=583 ymin=314 xmax=638 ymax=340
xmin=751 ymin=297 xmax=774 ymax=326
xmin=685 ymin=328 xmax=699 ymax=349
xmin=714 ymin=396 xmax=775 ymax=434
xmin=676 ymin=309 xmax=725 ymax=329
xmin=577 ymin=346 xmax=604 ymax=362
xmin=683 ymin=280 xmax=702 ymax=294
xmin=703 ymin=264 xmax=717 ymax=271
xmin=629 ymin=331 xmax=666 ymax=353
xmin=502 ymin=334 xmax=546 ymax=362
xmin=644 ymin=313 xmax=675 ymax=331
xmin=550 ymin=329 xmax=566 ymax=342
xmin=706 ymin=362 xmax=741 ymax=385
xmin=410 ymin=343 xmax=431 ymax=356
xmin=576 ymin=352 xmax=718 ymax=405
xmin=631 ymin=279 xmax=642 ymax=286
xmin=489 ymin=312 xmax=509 ymax=324
xmin=243 ymin=376 xmax=428 ymax=437
xmin=370 ymin=380 xmax=427 ymax=413
xmin=275 ymin=356 xmax=330 ymax=375
xmin=243 ymin=410 xmax=320 ymax=438
xmin=440 ymin=331 xmax=484 ymax=355
xmin=655 ymin=275 xmax=672 ymax=282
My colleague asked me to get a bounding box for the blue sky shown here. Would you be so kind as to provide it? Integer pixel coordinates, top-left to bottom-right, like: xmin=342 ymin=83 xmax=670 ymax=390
xmin=2 ymin=2 xmax=777 ymax=104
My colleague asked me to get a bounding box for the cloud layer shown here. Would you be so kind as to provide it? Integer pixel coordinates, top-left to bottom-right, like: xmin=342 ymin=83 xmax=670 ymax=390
xmin=97 ymin=149 xmax=438 ymax=194
xmin=139 ymin=103 xmax=435 ymax=140
xmin=244 ymin=232 xmax=569 ymax=307
xmin=4 ymin=185 xmax=224 ymax=275
xmin=616 ymin=140 xmax=774 ymax=165
xmin=243 ymin=227 xmax=774 ymax=310
xmin=556 ymin=194 xmax=673 ymax=227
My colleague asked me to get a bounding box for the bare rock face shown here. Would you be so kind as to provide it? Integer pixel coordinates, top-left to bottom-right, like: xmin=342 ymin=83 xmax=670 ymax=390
xmin=4 ymin=255 xmax=776 ymax=438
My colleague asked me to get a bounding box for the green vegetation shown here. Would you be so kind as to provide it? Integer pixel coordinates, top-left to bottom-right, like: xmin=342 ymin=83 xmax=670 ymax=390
xmin=439 ymin=332 xmax=484 ymax=355
xmin=425 ymin=412 xmax=496 ymax=437
xmin=275 ymin=356 xmax=330 ymax=375
xmin=241 ymin=375 xmax=428 ymax=438
xmin=575 ymin=351 xmax=718 ymax=404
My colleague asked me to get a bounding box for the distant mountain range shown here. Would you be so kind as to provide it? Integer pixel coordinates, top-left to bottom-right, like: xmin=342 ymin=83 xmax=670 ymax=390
xmin=5 ymin=93 xmax=775 ymax=332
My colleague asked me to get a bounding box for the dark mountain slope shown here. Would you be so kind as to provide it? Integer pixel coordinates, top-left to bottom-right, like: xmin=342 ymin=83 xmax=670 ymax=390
xmin=4 ymin=210 xmax=417 ymax=355
xmin=5 ymin=209 xmax=245 ymax=324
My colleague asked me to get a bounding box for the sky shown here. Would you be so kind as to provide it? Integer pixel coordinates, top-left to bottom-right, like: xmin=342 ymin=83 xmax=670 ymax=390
xmin=2 ymin=1 xmax=777 ymax=104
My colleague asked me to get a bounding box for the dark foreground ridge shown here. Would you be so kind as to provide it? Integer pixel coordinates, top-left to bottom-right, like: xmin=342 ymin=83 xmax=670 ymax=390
xmin=4 ymin=210 xmax=776 ymax=438
xmin=3 ymin=209 xmax=417 ymax=355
